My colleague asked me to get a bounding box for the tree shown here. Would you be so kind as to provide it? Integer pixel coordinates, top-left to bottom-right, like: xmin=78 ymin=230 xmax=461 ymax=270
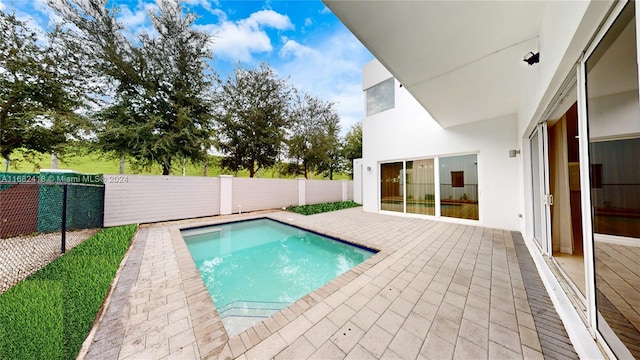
xmin=0 ymin=11 xmax=89 ymax=164
xmin=342 ymin=122 xmax=362 ymax=178
xmin=315 ymin=112 xmax=342 ymax=180
xmin=215 ymin=62 xmax=291 ymax=177
xmin=50 ymin=0 xmax=216 ymax=175
xmin=287 ymin=92 xmax=322 ymax=178
xmin=287 ymin=92 xmax=342 ymax=179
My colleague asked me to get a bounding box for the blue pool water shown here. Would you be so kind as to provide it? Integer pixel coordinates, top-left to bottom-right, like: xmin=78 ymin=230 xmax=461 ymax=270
xmin=181 ymin=218 xmax=375 ymax=335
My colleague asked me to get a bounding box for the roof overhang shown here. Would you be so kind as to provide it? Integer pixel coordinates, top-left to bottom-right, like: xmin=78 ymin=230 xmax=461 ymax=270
xmin=325 ymin=1 xmax=548 ymax=128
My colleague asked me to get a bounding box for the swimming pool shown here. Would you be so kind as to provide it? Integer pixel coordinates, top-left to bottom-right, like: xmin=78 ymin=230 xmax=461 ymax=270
xmin=181 ymin=218 xmax=375 ymax=336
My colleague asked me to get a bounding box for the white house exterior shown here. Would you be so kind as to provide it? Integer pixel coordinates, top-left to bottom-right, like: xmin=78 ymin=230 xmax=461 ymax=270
xmin=328 ymin=1 xmax=640 ymax=359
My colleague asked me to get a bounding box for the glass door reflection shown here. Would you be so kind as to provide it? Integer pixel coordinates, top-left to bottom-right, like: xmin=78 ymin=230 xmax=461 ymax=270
xmin=406 ymin=159 xmax=435 ymax=215
xmin=586 ymin=2 xmax=640 ymax=357
xmin=380 ymin=162 xmax=404 ymax=212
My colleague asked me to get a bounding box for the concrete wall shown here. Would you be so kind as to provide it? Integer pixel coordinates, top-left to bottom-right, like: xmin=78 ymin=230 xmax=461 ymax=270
xmin=361 ymin=64 xmax=520 ymax=230
xmin=104 ymin=176 xmax=353 ymax=227
xmin=353 ymin=159 xmax=363 ymax=204
xmin=231 ymin=178 xmax=299 ymax=213
xmin=104 ymin=175 xmax=221 ymax=227
xmin=516 ymin=0 xmax=615 ymax=238
xmin=518 ymin=0 xmax=614 ymax=138
xmin=306 ymin=180 xmax=344 ymax=205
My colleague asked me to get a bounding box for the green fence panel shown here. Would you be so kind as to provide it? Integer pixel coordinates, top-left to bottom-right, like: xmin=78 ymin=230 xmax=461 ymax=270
xmin=36 ymin=185 xmax=64 ymax=233
xmin=66 ymin=185 xmax=104 ymax=230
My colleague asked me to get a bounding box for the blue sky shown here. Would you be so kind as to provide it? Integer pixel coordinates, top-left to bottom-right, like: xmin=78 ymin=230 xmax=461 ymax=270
xmin=0 ymin=0 xmax=373 ymax=134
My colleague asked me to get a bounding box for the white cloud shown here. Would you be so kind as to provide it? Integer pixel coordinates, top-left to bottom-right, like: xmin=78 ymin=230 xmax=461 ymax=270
xmin=304 ymin=17 xmax=312 ymax=27
xmin=279 ymin=39 xmax=316 ymax=58
xmin=197 ymin=9 xmax=293 ymax=62
xmin=111 ymin=2 xmax=160 ymax=40
xmin=117 ymin=5 xmax=149 ymax=29
xmin=0 ymin=0 xmax=5 ymax=11
xmin=244 ymin=9 xmax=293 ymax=30
xmin=320 ymin=6 xmax=331 ymax=15
xmin=184 ymin=0 xmax=219 ymax=12
xmin=276 ymin=28 xmax=372 ymax=135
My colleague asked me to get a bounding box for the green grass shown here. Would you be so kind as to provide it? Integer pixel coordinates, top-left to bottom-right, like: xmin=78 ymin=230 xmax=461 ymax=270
xmin=286 ymin=201 xmax=361 ymax=215
xmin=5 ymin=150 xmax=350 ymax=180
xmin=0 ymin=225 xmax=137 ymax=360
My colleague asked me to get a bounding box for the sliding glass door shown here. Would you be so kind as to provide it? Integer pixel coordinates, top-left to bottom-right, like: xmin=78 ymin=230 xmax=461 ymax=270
xmin=380 ymin=162 xmax=403 ymax=212
xmin=584 ymin=2 xmax=640 ymax=357
xmin=406 ymin=159 xmax=435 ymax=215
xmin=380 ymin=155 xmax=478 ymax=220
xmin=530 ymin=126 xmax=550 ymax=254
xmin=440 ymin=154 xmax=478 ymax=220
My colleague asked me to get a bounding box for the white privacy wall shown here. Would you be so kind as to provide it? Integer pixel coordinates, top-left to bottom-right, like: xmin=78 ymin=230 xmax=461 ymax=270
xmin=104 ymin=175 xmax=221 ymax=227
xmin=306 ymin=180 xmax=344 ymax=205
xmin=104 ymin=176 xmax=353 ymax=227
xmin=231 ymin=178 xmax=299 ymax=213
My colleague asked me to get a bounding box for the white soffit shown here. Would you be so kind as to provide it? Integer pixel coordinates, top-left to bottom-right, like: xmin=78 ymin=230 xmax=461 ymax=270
xmin=325 ymin=0 xmax=547 ymax=128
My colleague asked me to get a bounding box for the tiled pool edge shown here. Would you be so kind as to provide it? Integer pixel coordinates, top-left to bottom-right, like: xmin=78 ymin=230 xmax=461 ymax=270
xmin=170 ymin=213 xmax=392 ymax=358
xmin=170 ymin=226 xmax=228 ymax=357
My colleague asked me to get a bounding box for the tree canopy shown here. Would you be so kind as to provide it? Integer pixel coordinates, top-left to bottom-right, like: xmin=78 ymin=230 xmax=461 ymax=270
xmin=2 ymin=1 xmax=357 ymax=179
xmin=0 ymin=11 xmax=89 ymax=163
xmin=342 ymin=122 xmax=363 ymax=178
xmin=49 ymin=0 xmax=216 ymax=175
xmin=287 ymin=92 xmax=342 ymax=179
xmin=215 ymin=62 xmax=291 ymax=177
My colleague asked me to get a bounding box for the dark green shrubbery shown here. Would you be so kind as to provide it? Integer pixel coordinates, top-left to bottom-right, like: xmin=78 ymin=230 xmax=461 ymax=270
xmin=0 ymin=224 xmax=137 ymax=360
xmin=286 ymin=201 xmax=361 ymax=215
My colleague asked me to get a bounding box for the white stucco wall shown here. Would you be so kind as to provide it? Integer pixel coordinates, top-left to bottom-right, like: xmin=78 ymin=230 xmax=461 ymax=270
xmin=353 ymin=158 xmax=363 ymax=204
xmin=361 ymin=63 xmax=520 ymax=230
xmin=515 ymin=0 xmax=615 ymax=238
xmin=360 ymin=1 xmax=622 ymax=234
xmin=518 ymin=0 xmax=614 ymax=138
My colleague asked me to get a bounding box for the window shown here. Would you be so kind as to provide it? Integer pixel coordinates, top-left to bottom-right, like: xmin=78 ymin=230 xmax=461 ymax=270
xmin=366 ymin=78 xmax=395 ymax=116
xmin=380 ymin=162 xmax=403 ymax=212
xmin=379 ymin=154 xmax=478 ymax=220
xmin=406 ymin=159 xmax=435 ymax=215
xmin=451 ymin=171 xmax=464 ymax=188
xmin=590 ymin=164 xmax=603 ymax=189
xmin=440 ymin=155 xmax=478 ymax=220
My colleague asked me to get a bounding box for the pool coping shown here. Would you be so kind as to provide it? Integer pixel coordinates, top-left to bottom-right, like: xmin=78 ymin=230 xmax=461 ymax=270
xmin=169 ymin=212 xmax=392 ymax=358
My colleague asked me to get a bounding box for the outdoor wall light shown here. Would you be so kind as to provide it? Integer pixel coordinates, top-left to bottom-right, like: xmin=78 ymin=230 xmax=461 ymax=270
xmin=523 ymin=52 xmax=540 ymax=65
xmin=509 ymin=149 xmax=521 ymax=158
xmin=366 ymin=166 xmax=372 ymax=171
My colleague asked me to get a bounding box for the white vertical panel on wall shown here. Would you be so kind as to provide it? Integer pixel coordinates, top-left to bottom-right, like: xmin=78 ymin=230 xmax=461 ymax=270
xmin=231 ymin=178 xmax=299 ymax=213
xmin=104 ymin=176 xmax=355 ymax=226
xmin=348 ymin=181 xmax=354 ymax=201
xmin=104 ymin=175 xmax=221 ymax=226
xmin=305 ymin=180 xmax=343 ymax=204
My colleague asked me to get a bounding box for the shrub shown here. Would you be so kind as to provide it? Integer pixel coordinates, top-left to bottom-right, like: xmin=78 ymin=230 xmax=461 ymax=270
xmin=286 ymin=201 xmax=361 ymax=215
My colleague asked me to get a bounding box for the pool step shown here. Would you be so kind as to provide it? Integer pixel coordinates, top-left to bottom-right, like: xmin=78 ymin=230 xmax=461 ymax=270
xmin=217 ymin=300 xmax=289 ymax=319
xmin=217 ymin=300 xmax=290 ymax=337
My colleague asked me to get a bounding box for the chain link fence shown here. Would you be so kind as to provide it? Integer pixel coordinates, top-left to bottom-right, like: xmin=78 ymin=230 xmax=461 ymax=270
xmin=0 ymin=175 xmax=104 ymax=294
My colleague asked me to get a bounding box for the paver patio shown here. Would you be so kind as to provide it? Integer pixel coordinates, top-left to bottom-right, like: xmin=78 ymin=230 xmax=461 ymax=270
xmin=80 ymin=208 xmax=579 ymax=359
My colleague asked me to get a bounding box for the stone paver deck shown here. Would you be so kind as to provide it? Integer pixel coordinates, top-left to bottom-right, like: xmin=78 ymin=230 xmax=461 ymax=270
xmin=81 ymin=208 xmax=579 ymax=359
